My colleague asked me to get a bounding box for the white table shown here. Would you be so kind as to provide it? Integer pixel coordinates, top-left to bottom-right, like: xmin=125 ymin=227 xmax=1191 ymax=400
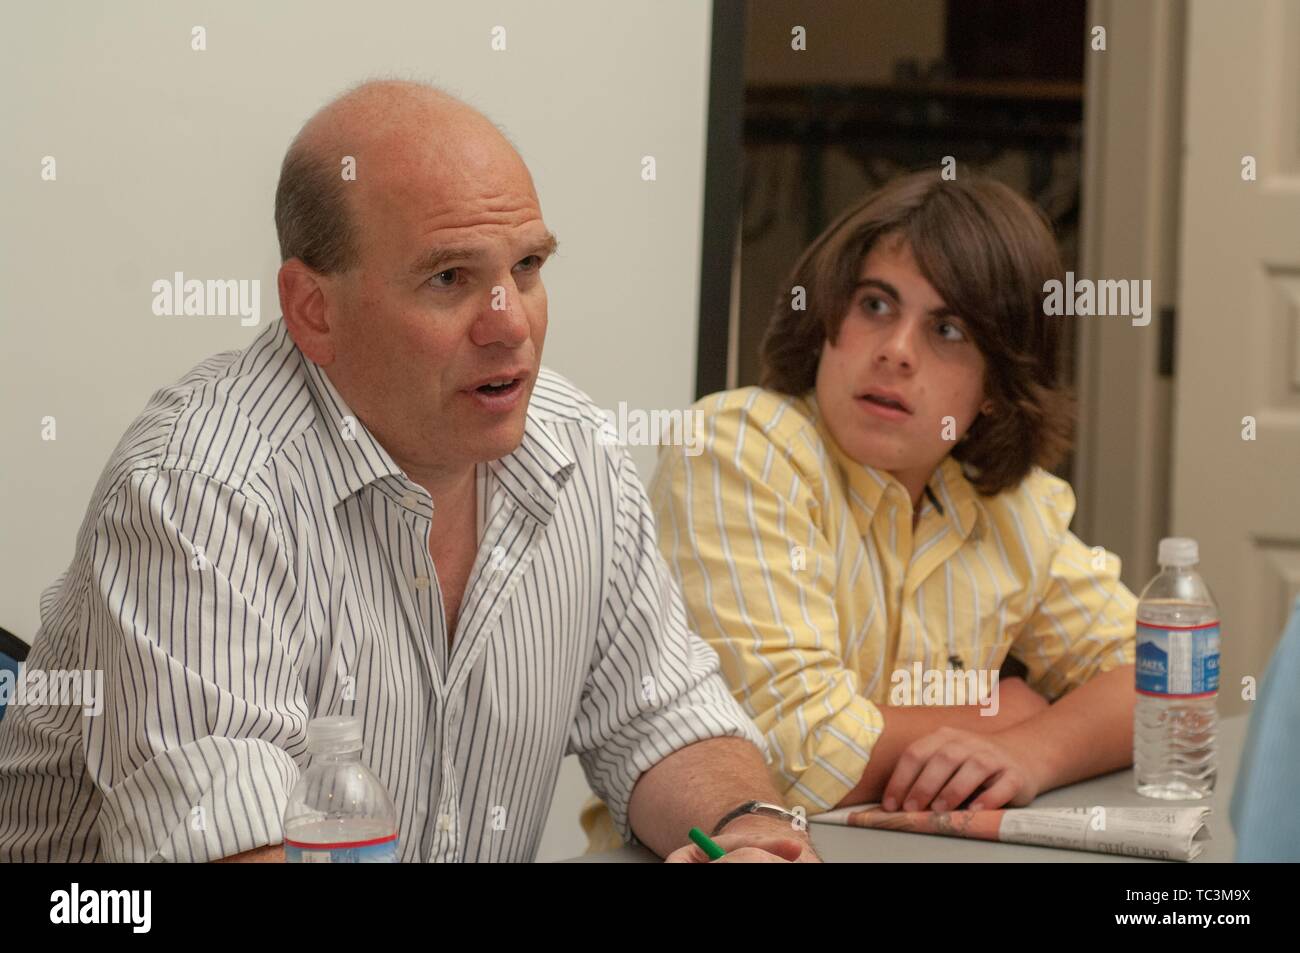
xmin=567 ymin=715 xmax=1245 ymax=862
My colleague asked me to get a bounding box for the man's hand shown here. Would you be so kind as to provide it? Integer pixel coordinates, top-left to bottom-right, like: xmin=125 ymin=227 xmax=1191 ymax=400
xmin=628 ymin=736 xmax=817 ymax=860
xmin=213 ymin=843 xmax=286 ymax=863
xmin=664 ymin=815 xmax=821 ymax=863
xmin=880 ymin=727 xmax=1045 ymax=813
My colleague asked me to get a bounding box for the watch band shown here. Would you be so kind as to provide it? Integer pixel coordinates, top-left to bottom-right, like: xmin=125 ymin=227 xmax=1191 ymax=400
xmin=709 ymin=800 xmax=804 ymax=837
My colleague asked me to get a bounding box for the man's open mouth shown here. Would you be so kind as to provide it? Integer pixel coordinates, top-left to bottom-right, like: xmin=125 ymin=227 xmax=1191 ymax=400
xmin=465 ymin=372 xmax=528 ymax=413
xmin=476 ymin=378 xmax=521 ymax=395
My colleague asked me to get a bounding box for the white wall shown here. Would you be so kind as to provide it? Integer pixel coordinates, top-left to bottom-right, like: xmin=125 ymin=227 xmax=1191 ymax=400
xmin=0 ymin=0 xmax=715 ymax=861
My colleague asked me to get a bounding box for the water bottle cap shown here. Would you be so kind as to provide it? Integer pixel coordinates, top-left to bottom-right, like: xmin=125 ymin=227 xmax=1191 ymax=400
xmin=1157 ymin=537 xmax=1199 ymax=567
xmin=307 ymin=715 xmax=363 ymax=754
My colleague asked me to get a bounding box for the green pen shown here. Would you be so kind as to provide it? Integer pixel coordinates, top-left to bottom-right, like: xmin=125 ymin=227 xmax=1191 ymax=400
xmin=688 ymin=826 xmax=726 ymax=860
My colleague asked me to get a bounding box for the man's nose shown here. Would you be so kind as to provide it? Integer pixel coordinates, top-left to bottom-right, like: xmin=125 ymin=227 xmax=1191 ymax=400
xmin=470 ymin=282 xmax=531 ymax=348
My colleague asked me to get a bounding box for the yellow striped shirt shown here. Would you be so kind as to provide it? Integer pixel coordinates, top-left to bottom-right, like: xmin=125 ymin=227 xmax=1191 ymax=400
xmin=580 ymin=386 xmax=1136 ymax=848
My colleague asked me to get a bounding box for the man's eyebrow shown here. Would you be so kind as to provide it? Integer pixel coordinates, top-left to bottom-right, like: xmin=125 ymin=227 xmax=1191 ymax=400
xmin=408 ymin=231 xmax=560 ymax=276
xmin=530 ymin=231 xmax=560 ymax=259
xmin=852 ymin=277 xmax=955 ymax=318
xmin=409 ymin=244 xmax=482 ymax=276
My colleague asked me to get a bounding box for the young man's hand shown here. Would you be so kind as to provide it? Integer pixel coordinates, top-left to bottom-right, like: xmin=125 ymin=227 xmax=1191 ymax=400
xmin=877 ymin=665 xmax=1137 ymax=813
xmin=879 ymin=727 xmax=1046 ymax=813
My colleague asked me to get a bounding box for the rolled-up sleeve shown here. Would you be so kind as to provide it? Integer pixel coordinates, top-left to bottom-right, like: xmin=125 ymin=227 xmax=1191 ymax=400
xmin=85 ymin=468 xmax=308 ymax=861
xmin=1010 ymin=478 xmax=1138 ymax=701
xmin=648 ymin=403 xmax=885 ymax=814
xmin=567 ymin=447 xmax=765 ymax=844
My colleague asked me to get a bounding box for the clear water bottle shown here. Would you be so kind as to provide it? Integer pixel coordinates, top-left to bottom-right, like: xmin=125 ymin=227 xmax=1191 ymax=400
xmin=283 ymin=716 xmax=400 ymax=862
xmin=1134 ymin=537 xmax=1220 ymax=799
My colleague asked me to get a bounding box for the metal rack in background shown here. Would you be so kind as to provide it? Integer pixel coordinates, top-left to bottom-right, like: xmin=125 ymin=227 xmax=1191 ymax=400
xmin=742 ymin=80 xmax=1085 ymax=248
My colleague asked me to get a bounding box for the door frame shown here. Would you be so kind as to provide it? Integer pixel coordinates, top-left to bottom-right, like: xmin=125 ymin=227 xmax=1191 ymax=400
xmin=1073 ymin=0 xmax=1186 ymax=590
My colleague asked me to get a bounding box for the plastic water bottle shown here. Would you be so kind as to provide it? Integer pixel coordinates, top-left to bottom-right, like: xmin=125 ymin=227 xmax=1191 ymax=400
xmin=284 ymin=716 xmax=400 ymax=862
xmin=1134 ymin=537 xmax=1220 ymax=799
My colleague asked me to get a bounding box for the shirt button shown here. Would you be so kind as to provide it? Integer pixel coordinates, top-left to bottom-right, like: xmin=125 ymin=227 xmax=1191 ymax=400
xmin=414 ymin=574 xmax=431 ymax=590
xmin=438 ymin=813 xmax=453 ymax=832
xmin=401 ymin=492 xmax=419 ymax=508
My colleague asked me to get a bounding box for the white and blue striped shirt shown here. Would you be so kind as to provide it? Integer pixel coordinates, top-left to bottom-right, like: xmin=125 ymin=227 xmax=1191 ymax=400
xmin=0 ymin=319 xmax=764 ymax=862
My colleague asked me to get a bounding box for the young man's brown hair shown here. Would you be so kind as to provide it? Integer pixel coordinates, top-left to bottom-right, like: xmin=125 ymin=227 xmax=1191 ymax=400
xmin=760 ymin=169 xmax=1074 ymax=496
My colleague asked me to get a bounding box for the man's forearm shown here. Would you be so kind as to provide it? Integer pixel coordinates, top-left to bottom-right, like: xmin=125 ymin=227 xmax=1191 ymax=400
xmin=996 ymin=664 xmax=1136 ymax=792
xmin=627 ymin=736 xmax=804 ymax=858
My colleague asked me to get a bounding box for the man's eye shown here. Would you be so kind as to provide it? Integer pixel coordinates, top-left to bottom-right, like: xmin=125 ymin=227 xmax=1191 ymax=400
xmin=861 ymin=296 xmax=889 ymax=315
xmin=514 ymin=255 xmax=542 ymax=272
xmin=429 ymin=268 xmax=458 ymax=288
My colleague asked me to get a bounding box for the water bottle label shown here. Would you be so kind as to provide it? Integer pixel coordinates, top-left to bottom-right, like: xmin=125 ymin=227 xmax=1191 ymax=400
xmin=284 ymin=833 xmax=400 ymax=863
xmin=1135 ymin=621 xmax=1220 ymax=696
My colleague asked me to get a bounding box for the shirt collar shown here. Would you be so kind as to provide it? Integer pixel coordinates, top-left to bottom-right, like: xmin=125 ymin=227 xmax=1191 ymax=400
xmin=801 ymin=392 xmax=983 ymax=542
xmin=929 ymin=454 xmax=983 ymax=542
xmin=299 ymin=341 xmax=406 ymax=503
xmin=297 ymin=331 xmax=575 ymax=520
xmin=488 ymin=412 xmax=577 ymax=525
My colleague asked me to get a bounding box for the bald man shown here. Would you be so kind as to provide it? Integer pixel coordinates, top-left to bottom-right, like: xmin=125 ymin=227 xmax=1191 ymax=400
xmin=0 ymin=81 xmax=815 ymax=864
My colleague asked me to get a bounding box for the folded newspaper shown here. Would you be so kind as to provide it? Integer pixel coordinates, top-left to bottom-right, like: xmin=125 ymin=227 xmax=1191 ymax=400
xmin=811 ymin=804 xmax=1212 ymax=861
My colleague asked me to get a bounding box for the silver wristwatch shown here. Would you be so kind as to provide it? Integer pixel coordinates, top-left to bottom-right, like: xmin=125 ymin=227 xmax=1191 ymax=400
xmin=710 ymin=799 xmax=805 ymax=836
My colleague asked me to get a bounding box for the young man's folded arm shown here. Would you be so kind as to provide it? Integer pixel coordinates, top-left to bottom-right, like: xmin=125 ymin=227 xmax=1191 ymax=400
xmin=994 ymin=525 xmax=1139 ymax=792
xmin=833 ymin=685 xmax=1052 ymax=808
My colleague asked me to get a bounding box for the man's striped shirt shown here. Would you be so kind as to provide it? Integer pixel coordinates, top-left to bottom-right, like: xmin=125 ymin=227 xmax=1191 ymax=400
xmin=0 ymin=319 xmax=763 ymax=862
